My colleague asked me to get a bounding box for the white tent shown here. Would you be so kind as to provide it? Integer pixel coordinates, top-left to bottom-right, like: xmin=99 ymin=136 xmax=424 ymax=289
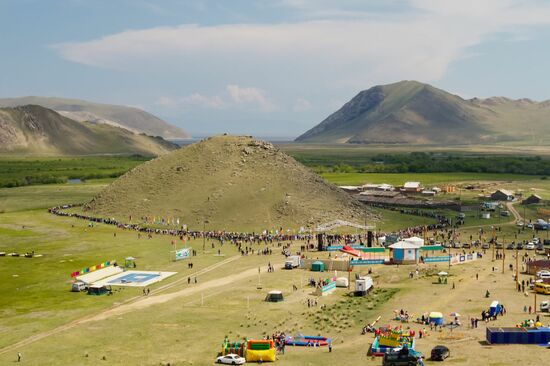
xmin=77 ymin=266 xmax=123 ymax=285
xmin=404 ymin=236 xmax=424 ymax=246
xmin=388 ymin=241 xmax=422 ymax=249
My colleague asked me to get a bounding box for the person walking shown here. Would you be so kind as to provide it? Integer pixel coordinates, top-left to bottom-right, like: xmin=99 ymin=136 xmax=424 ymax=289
xmin=17 ymin=352 xmax=22 ymax=362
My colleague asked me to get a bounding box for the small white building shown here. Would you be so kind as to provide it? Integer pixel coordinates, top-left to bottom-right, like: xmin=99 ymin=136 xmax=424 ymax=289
xmin=362 ymin=183 xmax=394 ymax=191
xmin=401 ymin=181 xmax=422 ymax=193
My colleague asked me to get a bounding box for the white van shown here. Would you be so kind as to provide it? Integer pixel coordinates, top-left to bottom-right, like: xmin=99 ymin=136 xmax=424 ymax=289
xmin=71 ymin=281 xmax=87 ymax=292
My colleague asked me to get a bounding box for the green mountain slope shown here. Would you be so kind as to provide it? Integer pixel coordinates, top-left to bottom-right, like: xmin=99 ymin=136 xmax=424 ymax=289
xmin=0 ymin=105 xmax=178 ymax=155
xmin=85 ymin=135 xmax=368 ymax=231
xmin=296 ymin=80 xmax=550 ymax=145
xmin=0 ymin=96 xmax=189 ymax=139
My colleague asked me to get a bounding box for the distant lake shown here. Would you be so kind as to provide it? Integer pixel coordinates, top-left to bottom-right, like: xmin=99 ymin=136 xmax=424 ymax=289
xmin=67 ymin=178 xmax=82 ymax=184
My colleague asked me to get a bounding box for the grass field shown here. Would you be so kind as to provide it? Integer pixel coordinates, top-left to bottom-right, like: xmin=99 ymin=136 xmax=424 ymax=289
xmin=1 ymin=153 xmax=550 ymax=365
xmin=2 ymin=207 xmax=549 ymax=365
xmin=0 ymin=180 xmax=111 ymax=213
xmin=0 ymin=156 xmax=148 ymax=188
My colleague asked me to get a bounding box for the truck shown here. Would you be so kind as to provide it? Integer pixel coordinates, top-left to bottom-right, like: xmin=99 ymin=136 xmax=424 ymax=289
xmin=284 ymin=255 xmax=301 ymax=269
xmin=355 ymin=276 xmax=374 ymax=296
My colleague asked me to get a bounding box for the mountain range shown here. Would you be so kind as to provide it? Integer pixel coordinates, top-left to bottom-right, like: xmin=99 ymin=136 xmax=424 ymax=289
xmin=296 ymin=80 xmax=550 ymax=145
xmin=0 ymin=96 xmax=189 ymax=140
xmin=0 ymin=105 xmax=178 ymax=155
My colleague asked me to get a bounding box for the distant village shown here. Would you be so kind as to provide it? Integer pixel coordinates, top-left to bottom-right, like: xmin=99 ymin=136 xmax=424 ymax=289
xmin=339 ymin=181 xmax=546 ymax=225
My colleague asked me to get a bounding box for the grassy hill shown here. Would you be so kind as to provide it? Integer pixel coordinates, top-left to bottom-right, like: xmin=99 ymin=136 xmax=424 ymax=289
xmin=0 ymin=96 xmax=189 ymax=139
xmin=0 ymin=105 xmax=178 ymax=155
xmin=85 ymin=135 xmax=368 ymax=231
xmin=296 ymin=80 xmax=550 ymax=145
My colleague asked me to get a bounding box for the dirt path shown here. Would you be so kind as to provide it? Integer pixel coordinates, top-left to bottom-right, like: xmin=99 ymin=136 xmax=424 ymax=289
xmin=0 ymin=254 xmax=271 ymax=355
xmin=506 ymin=201 xmax=522 ymax=223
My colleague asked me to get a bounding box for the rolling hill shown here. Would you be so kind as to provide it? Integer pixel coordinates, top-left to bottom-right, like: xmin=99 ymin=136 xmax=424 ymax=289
xmin=0 ymin=96 xmax=189 ymax=139
xmin=84 ymin=135 xmax=369 ymax=231
xmin=296 ymin=80 xmax=550 ymax=145
xmin=0 ymin=105 xmax=178 ymax=155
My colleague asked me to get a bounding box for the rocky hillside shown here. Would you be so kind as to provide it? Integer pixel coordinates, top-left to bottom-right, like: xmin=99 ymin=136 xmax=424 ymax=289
xmin=296 ymin=80 xmax=550 ymax=145
xmin=0 ymin=96 xmax=189 ymax=139
xmin=0 ymin=105 xmax=178 ymax=155
xmin=85 ymin=135 xmax=369 ymax=231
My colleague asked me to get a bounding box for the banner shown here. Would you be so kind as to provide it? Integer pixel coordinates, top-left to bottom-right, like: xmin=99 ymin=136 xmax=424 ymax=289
xmin=326 ymin=245 xmax=365 ymax=251
xmin=450 ymin=253 xmax=478 ymax=266
xmin=175 ymin=248 xmax=191 ymax=261
xmin=424 ymin=256 xmax=451 ymax=263
xmin=70 ymin=259 xmax=115 ymax=278
xmin=350 ymin=259 xmax=385 ymax=265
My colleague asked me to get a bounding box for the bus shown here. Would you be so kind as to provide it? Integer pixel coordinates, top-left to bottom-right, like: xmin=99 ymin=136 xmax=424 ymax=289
xmin=534 ymin=282 xmax=550 ymax=295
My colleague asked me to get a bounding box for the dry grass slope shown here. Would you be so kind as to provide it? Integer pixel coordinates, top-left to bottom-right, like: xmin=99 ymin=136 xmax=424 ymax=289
xmin=85 ymin=135 xmax=369 ymax=231
xmin=0 ymin=105 xmax=177 ymax=155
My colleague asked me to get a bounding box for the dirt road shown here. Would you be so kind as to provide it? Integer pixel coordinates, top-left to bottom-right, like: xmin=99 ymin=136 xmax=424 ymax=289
xmin=506 ymin=201 xmax=522 ymax=223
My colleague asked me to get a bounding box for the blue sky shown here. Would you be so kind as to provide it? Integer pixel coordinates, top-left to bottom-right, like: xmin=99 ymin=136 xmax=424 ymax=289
xmin=2 ymin=0 xmax=550 ymax=138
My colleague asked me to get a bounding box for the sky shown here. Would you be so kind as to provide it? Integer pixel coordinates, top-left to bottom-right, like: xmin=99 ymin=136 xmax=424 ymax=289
xmin=2 ymin=0 xmax=550 ymax=138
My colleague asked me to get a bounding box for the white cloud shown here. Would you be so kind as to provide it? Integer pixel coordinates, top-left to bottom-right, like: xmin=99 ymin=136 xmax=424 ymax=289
xmin=156 ymin=85 xmax=275 ymax=111
xmin=156 ymin=94 xmax=225 ymax=109
xmin=53 ymin=1 xmax=550 ymax=89
xmin=226 ymin=85 xmax=275 ymax=111
xmin=293 ymin=98 xmax=312 ymax=111
xmin=53 ymin=0 xmax=550 ymax=125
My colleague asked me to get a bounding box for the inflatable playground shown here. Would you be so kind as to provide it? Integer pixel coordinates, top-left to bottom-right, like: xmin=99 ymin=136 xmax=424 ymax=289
xmin=284 ymin=334 xmax=331 ymax=347
xmin=245 ymin=340 xmax=276 ymax=362
xmin=370 ymin=327 xmax=416 ymax=356
xmin=221 ymin=338 xmax=276 ymax=362
xmin=221 ymin=338 xmax=246 ymax=357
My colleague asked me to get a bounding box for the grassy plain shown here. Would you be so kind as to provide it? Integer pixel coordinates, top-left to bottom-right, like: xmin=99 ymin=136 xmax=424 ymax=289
xmin=0 ymin=156 xmax=148 ymax=188
xmin=1 ymin=151 xmax=550 ymax=365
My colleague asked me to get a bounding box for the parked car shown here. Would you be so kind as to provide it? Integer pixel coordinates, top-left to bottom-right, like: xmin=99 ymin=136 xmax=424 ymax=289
xmin=516 ymin=243 xmax=524 ymax=250
xmin=527 ymin=223 xmax=534 ymax=229
xmin=71 ymin=281 xmax=87 ymax=292
xmin=453 ymin=242 xmax=462 ymax=249
xmin=506 ymin=243 xmax=515 ymax=250
xmin=537 ymin=243 xmax=544 ymax=251
xmin=284 ymin=255 xmax=301 ymax=269
xmin=216 ymin=354 xmax=246 ymax=365
xmin=537 ymin=270 xmax=550 ymax=279
xmin=383 ymin=350 xmax=422 ymax=366
xmin=442 ymin=243 xmax=452 ymax=248
xmin=462 ymin=242 xmax=471 ymax=249
xmin=517 ymin=222 xmax=524 ymax=227
xmin=481 ymin=243 xmax=490 ymax=250
xmin=431 ymin=345 xmax=450 ymax=361
xmin=495 ymin=243 xmax=503 ymax=250
xmin=533 ymin=238 xmax=540 ymax=244
xmin=541 ymin=300 xmax=550 ymax=313
xmin=525 ymin=243 xmax=535 ymax=250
